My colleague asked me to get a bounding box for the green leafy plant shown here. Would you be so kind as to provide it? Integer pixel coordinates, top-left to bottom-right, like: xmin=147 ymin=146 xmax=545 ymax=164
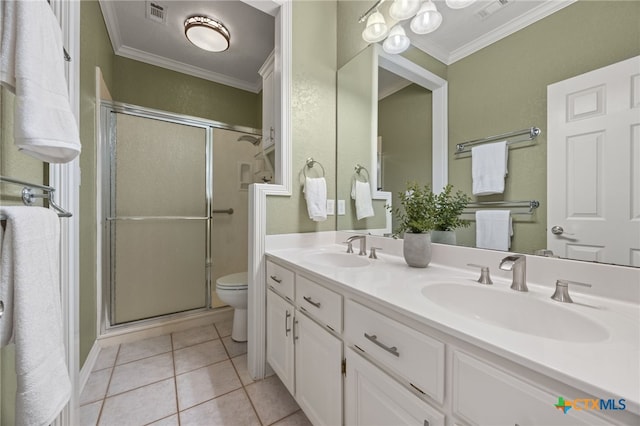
xmin=389 ymin=183 xmax=471 ymax=235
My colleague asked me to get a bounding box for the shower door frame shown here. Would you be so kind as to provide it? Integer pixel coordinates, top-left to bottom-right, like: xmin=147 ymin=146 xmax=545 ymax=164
xmin=99 ymin=101 xmax=261 ymax=332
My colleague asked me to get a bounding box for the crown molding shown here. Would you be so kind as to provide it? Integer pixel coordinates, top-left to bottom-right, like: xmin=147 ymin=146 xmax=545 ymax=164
xmin=115 ymin=45 xmax=262 ymax=93
xmin=98 ymin=0 xmax=261 ymax=94
xmin=411 ymin=0 xmax=577 ymax=65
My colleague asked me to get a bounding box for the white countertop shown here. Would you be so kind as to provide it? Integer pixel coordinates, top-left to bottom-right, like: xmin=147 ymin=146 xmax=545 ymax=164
xmin=265 ymin=233 xmax=640 ymax=415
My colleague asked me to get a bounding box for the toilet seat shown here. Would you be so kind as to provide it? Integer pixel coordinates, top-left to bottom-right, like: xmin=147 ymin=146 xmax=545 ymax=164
xmin=216 ymin=272 xmax=248 ymax=290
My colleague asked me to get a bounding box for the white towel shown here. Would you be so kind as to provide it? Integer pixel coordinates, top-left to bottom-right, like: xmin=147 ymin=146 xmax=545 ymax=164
xmin=0 ymin=0 xmax=81 ymax=163
xmin=351 ymin=180 xmax=374 ymax=220
xmin=471 ymin=141 xmax=508 ymax=196
xmin=304 ymin=177 xmax=327 ymax=222
xmin=475 ymin=210 xmax=513 ymax=251
xmin=0 ymin=206 xmax=71 ymax=426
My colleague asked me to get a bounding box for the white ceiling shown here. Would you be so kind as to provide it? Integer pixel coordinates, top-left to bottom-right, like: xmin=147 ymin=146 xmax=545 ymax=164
xmin=99 ymin=0 xmax=575 ymax=94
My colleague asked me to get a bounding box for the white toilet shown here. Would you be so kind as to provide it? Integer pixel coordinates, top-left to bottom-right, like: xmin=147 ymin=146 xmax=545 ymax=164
xmin=215 ymin=272 xmax=248 ymax=342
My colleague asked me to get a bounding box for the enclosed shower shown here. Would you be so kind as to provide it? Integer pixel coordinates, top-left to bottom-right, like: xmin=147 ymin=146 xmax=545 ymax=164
xmin=100 ymin=102 xmax=262 ymax=328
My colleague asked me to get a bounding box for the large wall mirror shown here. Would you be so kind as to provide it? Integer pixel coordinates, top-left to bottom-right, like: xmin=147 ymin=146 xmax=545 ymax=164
xmin=336 ymin=1 xmax=639 ymax=268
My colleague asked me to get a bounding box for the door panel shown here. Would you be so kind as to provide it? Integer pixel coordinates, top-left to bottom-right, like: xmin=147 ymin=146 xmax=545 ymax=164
xmin=547 ymin=56 xmax=640 ymax=266
xmin=107 ymin=111 xmax=210 ymax=324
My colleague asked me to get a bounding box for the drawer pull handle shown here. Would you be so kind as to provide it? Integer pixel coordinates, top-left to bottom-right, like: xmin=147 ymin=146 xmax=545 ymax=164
xmin=424 ymin=421 xmax=429 ymax=426
xmin=270 ymin=275 xmax=282 ymax=284
xmin=303 ymin=296 xmax=321 ymax=308
xmin=285 ymin=310 xmax=291 ymax=336
xmin=364 ymin=333 xmax=399 ymax=357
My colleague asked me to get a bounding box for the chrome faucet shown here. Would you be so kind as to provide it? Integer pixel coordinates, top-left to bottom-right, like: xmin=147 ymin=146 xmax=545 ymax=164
xmin=499 ymin=255 xmax=528 ymax=292
xmin=346 ymin=235 xmax=367 ymax=256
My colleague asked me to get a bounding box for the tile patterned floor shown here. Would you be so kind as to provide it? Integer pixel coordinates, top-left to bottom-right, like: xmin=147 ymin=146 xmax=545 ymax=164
xmin=80 ymin=319 xmax=311 ymax=426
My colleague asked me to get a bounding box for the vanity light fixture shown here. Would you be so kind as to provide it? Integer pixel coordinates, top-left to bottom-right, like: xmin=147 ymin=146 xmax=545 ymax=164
xmin=362 ymin=10 xmax=389 ymax=43
xmin=184 ymin=15 xmax=230 ymax=52
xmin=360 ymin=0 xmax=476 ymax=54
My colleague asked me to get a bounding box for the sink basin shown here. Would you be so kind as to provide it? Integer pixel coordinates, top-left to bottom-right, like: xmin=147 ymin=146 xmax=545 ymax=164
xmin=305 ymin=252 xmax=370 ymax=268
xmin=421 ymin=284 xmax=609 ymax=342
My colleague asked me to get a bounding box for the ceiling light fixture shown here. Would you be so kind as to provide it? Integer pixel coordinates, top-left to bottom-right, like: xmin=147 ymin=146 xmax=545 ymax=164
xmin=359 ymin=0 xmax=476 ymax=54
xmin=184 ymin=15 xmax=230 ymax=52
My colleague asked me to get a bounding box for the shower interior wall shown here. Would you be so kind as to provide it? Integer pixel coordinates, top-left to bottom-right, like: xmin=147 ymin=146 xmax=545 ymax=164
xmin=80 ymin=0 xmax=262 ymax=368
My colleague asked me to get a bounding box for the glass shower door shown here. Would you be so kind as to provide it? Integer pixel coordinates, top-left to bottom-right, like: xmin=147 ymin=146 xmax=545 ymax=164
xmin=106 ymin=111 xmax=210 ymax=325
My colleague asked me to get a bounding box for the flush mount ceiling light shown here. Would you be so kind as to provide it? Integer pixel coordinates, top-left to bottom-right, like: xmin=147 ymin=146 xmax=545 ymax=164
xmin=184 ymin=16 xmax=230 ymax=52
xmin=359 ymin=0 xmax=477 ymax=54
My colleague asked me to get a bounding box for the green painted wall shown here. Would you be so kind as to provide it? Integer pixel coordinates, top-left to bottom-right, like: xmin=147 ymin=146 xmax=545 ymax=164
xmin=378 ymin=83 xmax=432 ymax=233
xmin=449 ymin=0 xmax=640 ymax=253
xmin=113 ymin=57 xmax=260 ymax=129
xmin=79 ymin=0 xmax=115 ymax=368
xmin=266 ymin=0 xmax=337 ymax=235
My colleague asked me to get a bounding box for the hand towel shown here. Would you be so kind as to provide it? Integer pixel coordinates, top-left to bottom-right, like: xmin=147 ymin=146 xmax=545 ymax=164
xmin=351 ymin=180 xmax=374 ymax=220
xmin=304 ymin=177 xmax=327 ymax=222
xmin=471 ymin=141 xmax=508 ymax=196
xmin=475 ymin=210 xmax=513 ymax=251
xmin=0 ymin=0 xmax=81 ymax=163
xmin=0 ymin=206 xmax=72 ymax=426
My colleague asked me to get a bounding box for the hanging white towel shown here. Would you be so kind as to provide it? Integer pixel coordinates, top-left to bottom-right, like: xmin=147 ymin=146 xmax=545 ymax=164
xmin=0 ymin=0 xmax=81 ymax=163
xmin=475 ymin=210 xmax=513 ymax=251
xmin=471 ymin=141 xmax=508 ymax=196
xmin=351 ymin=180 xmax=374 ymax=220
xmin=304 ymin=177 xmax=327 ymax=222
xmin=0 ymin=206 xmax=72 ymax=426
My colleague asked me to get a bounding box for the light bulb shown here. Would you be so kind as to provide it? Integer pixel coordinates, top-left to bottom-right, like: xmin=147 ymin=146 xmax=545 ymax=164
xmin=410 ymin=0 xmax=442 ymax=35
xmin=362 ymin=11 xmax=388 ymax=43
xmin=383 ymin=25 xmax=410 ymax=54
xmin=445 ymin=0 xmax=476 ymax=9
xmin=389 ymin=0 xmax=421 ymax=21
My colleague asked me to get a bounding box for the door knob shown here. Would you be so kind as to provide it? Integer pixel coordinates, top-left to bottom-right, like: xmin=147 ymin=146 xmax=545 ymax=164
xmin=551 ymin=225 xmax=574 ymax=236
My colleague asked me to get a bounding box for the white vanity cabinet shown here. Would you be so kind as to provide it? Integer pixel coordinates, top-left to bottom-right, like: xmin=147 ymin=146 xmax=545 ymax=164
xmin=452 ymin=351 xmax=608 ymax=426
xmin=345 ymin=347 xmax=445 ymax=426
xmin=265 ymin=260 xmax=343 ymax=425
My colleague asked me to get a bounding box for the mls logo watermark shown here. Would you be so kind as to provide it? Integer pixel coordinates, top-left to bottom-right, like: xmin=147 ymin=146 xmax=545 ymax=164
xmin=554 ymin=396 xmax=626 ymax=414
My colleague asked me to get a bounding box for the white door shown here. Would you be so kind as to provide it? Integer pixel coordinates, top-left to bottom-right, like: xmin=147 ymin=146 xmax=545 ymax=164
xmin=547 ymin=56 xmax=640 ymax=266
xmin=295 ymin=312 xmax=343 ymax=426
xmin=266 ymin=289 xmax=295 ymax=394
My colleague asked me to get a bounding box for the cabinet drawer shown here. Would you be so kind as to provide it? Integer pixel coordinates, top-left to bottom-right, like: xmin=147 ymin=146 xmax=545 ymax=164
xmin=266 ymin=260 xmax=294 ymax=301
xmin=453 ymin=351 xmax=609 ymax=426
xmin=296 ymin=275 xmax=342 ymax=333
xmin=345 ymin=299 xmax=444 ymax=404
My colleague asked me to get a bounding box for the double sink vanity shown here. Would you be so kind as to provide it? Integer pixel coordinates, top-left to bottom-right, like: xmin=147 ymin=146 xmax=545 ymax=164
xmin=264 ymin=231 xmax=640 ymax=426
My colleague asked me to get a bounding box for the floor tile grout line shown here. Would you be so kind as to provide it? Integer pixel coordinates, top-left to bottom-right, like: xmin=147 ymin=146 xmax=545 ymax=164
xmin=170 ymin=332 xmax=182 ymax=426
xmin=94 ymin=343 xmax=121 ymax=426
xmin=267 ymin=409 xmax=306 ymax=426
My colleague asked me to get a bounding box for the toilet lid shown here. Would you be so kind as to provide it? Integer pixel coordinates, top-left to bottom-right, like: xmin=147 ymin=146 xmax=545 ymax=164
xmin=216 ymin=272 xmax=248 ymax=289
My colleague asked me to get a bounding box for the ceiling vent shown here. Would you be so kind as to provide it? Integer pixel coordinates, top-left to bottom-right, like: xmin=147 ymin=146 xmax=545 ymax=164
xmin=476 ymin=0 xmax=510 ymax=20
xmin=146 ymin=1 xmax=167 ymax=24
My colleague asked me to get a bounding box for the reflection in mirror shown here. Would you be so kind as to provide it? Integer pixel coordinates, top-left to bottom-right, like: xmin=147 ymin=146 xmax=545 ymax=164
xmin=336 ymin=1 xmax=640 ymax=268
xmin=337 ymin=44 xmax=447 ymax=235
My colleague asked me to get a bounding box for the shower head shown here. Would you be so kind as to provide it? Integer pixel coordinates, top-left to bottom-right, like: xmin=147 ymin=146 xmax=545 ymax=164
xmin=237 ymin=135 xmax=261 ymax=146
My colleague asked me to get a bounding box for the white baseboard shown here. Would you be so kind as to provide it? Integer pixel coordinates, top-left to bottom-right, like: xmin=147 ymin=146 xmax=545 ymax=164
xmin=78 ymin=341 xmax=101 ymax=396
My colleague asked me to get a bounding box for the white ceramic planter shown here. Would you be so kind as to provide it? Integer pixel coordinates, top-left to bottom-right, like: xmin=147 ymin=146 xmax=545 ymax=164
xmin=403 ymin=232 xmax=432 ymax=268
xmin=431 ymin=230 xmax=456 ymax=245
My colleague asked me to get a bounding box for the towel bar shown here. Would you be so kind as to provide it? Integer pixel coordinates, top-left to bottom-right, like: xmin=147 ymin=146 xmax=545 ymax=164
xmin=0 ymin=175 xmax=72 ymax=218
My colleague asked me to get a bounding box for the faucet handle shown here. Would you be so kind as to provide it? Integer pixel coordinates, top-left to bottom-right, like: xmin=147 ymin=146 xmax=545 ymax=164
xmin=551 ymin=279 xmax=592 ymax=303
xmin=342 ymin=241 xmax=354 ymax=253
xmin=467 ymin=263 xmax=493 ymax=285
xmin=369 ymin=247 xmax=382 ymax=259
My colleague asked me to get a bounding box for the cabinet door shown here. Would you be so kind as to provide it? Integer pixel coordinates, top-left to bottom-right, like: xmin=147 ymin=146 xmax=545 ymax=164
xmin=295 ymin=312 xmax=343 ymax=426
xmin=345 ymin=348 xmax=444 ymax=426
xmin=266 ymin=289 xmax=295 ymax=394
xmin=453 ymin=351 xmax=609 ymax=426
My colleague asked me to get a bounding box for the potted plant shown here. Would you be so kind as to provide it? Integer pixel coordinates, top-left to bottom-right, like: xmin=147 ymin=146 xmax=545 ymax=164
xmin=429 ymin=184 xmax=471 ymax=245
xmin=389 ymin=183 xmax=470 ymax=267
